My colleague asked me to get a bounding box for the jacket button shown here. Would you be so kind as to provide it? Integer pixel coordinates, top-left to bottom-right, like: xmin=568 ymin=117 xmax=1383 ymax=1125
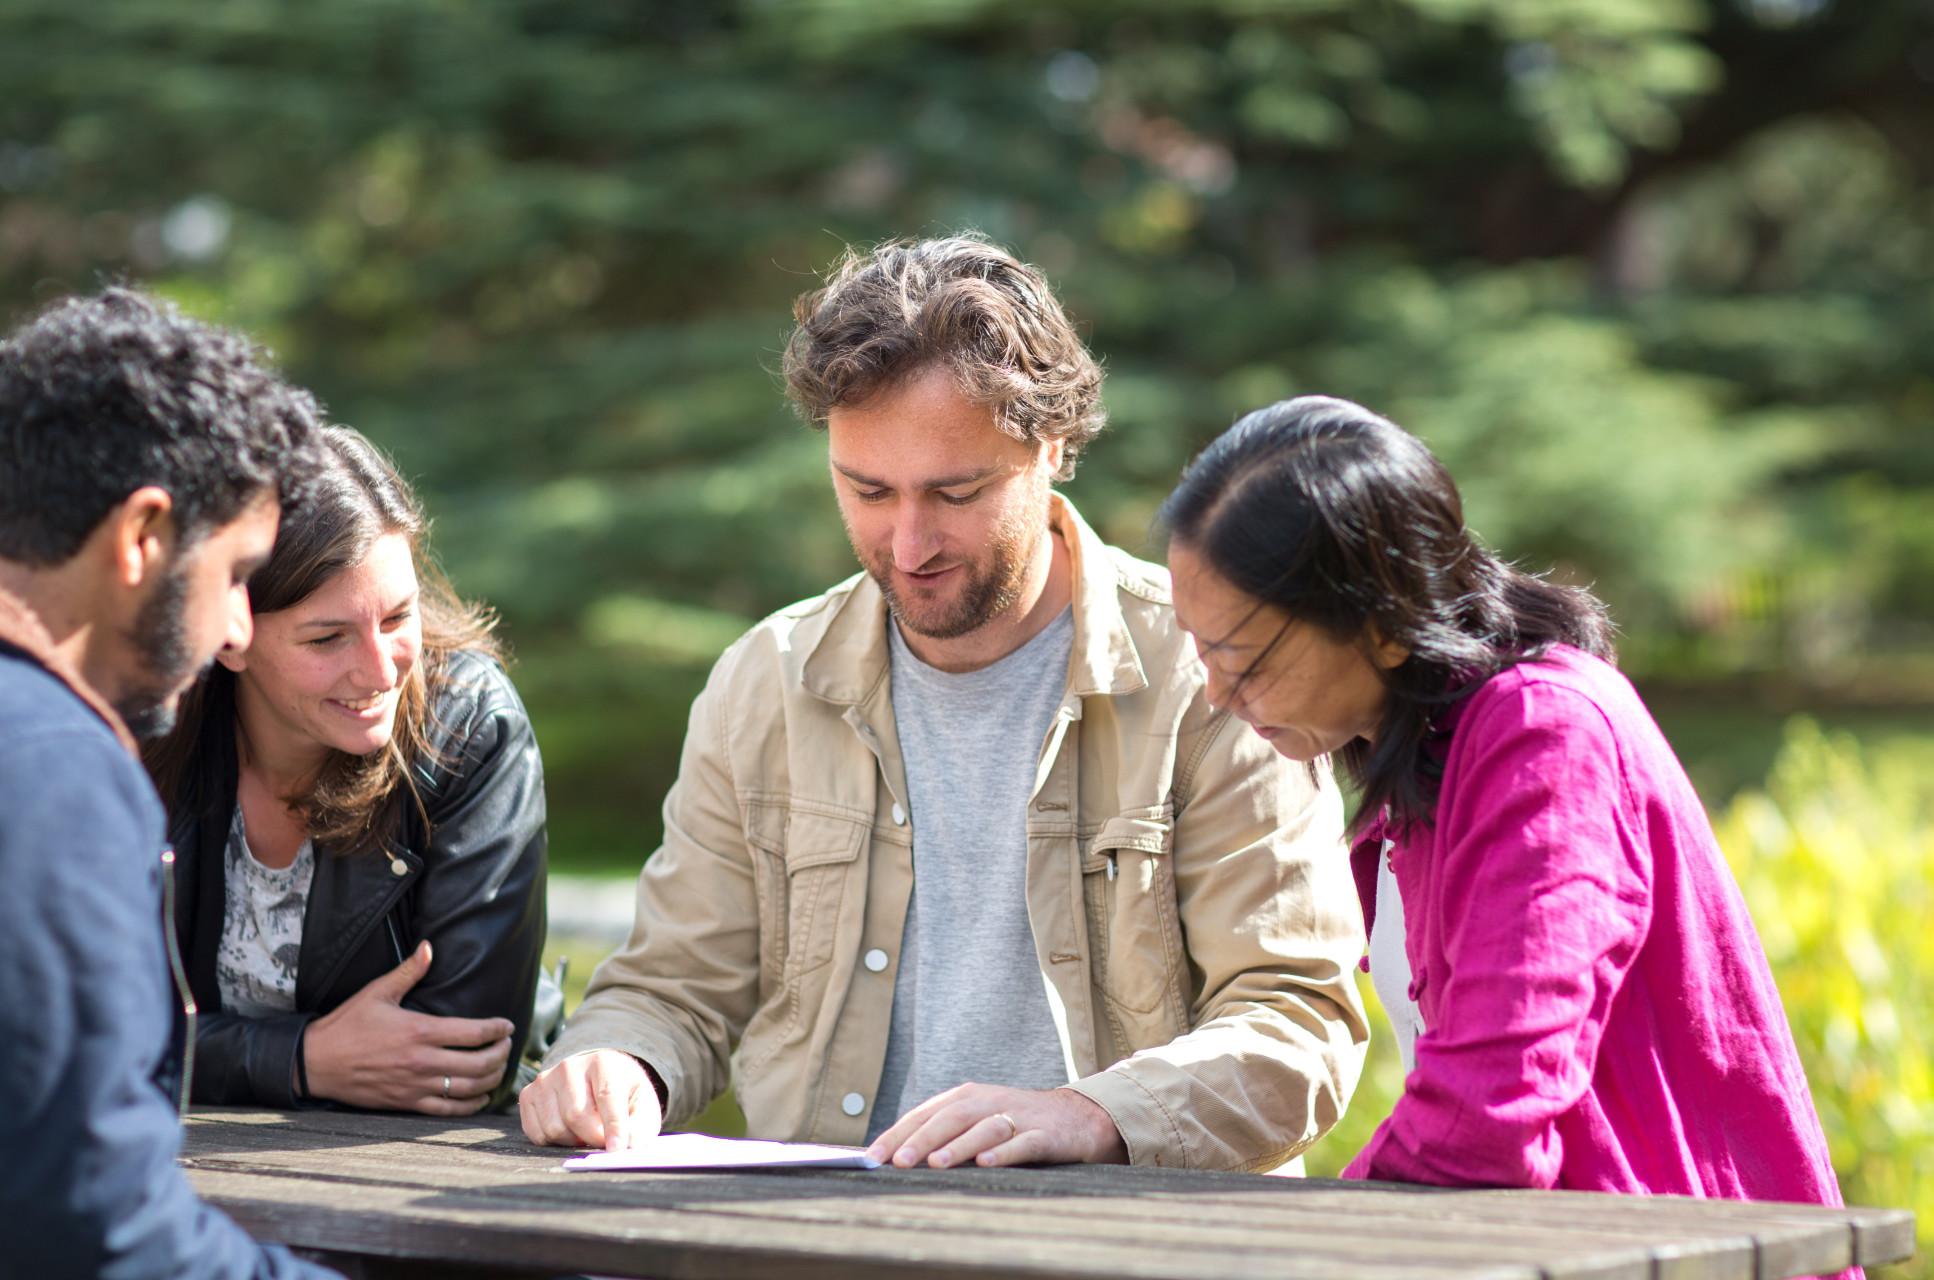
xmin=891 ymin=803 xmax=906 ymax=826
xmin=389 ymin=857 xmax=408 ymax=876
xmin=841 ymin=1092 xmax=865 ymax=1116
xmin=863 ymin=948 xmax=889 ymax=972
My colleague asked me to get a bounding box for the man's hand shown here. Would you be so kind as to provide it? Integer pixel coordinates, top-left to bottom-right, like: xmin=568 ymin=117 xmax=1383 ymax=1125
xmin=302 ymin=940 xmax=515 ymax=1115
xmin=865 ymin=1083 xmax=1128 ymax=1169
xmin=519 ymin=1048 xmax=664 ymax=1150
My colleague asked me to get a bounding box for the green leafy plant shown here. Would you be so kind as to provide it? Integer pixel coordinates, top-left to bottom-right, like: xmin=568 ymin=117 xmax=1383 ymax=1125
xmin=1716 ymin=720 xmax=1934 ymax=1277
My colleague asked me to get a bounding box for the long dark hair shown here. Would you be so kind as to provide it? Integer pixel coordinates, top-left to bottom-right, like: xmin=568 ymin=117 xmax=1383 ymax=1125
xmin=1159 ymin=396 xmax=1614 ymax=834
xmin=144 ymin=426 xmax=502 ymax=856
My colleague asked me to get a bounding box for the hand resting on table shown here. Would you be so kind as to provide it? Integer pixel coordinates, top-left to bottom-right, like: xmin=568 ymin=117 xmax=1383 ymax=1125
xmin=867 ymin=1082 xmax=1128 ymax=1169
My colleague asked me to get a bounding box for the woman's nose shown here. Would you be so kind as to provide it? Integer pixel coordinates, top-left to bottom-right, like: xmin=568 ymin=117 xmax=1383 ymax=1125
xmin=357 ymin=631 xmax=400 ymax=689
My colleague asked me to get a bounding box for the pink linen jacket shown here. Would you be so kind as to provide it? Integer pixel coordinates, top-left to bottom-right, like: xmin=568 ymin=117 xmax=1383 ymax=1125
xmin=1342 ymin=647 xmax=1846 ymax=1225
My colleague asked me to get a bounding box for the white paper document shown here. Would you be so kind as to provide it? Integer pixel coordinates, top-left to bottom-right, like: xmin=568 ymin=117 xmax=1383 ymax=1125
xmin=561 ymin=1132 xmax=882 ymax=1172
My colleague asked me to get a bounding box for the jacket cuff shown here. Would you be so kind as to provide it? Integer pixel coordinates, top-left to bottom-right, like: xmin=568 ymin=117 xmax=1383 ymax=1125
xmin=1064 ymin=1060 xmax=1308 ymax=1174
xmin=641 ymin=1060 xmax=670 ymax=1108
xmin=1061 ymin=1069 xmax=1184 ymax=1168
xmin=247 ymin=1013 xmax=315 ymax=1109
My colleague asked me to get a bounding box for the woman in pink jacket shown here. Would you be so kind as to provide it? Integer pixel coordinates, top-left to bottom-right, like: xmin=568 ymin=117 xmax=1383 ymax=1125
xmin=1161 ymin=396 xmax=1845 ymax=1213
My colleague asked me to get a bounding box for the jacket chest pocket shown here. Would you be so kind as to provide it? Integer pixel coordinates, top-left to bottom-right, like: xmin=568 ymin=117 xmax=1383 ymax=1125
xmin=747 ymin=805 xmax=868 ymax=992
xmin=1080 ymin=813 xmax=1186 ymax=1034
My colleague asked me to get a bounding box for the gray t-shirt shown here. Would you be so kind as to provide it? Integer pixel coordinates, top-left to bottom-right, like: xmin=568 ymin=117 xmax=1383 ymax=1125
xmin=869 ymin=606 xmax=1076 ymax=1142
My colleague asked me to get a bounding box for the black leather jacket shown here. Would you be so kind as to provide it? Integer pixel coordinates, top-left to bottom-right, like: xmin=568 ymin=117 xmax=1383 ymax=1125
xmin=162 ymin=648 xmax=547 ymax=1113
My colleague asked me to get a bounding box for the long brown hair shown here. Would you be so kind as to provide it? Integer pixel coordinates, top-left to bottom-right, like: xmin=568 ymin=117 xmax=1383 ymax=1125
xmin=145 ymin=426 xmax=503 ymax=856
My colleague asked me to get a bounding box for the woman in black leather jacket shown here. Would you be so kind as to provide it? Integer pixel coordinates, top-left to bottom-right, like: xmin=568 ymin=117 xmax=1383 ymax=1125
xmin=145 ymin=427 xmax=546 ymax=1115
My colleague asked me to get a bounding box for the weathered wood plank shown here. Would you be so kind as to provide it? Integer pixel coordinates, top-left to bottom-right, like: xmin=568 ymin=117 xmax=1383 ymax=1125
xmin=194 ymin=1167 xmax=1541 ymax=1280
xmin=1852 ymin=1210 xmax=1919 ymax=1269
xmin=174 ymin=1143 xmax=1865 ymax=1280
xmin=177 ymin=1110 xmax=1915 ymax=1280
xmin=175 ymin=1149 xmax=1759 ymax=1280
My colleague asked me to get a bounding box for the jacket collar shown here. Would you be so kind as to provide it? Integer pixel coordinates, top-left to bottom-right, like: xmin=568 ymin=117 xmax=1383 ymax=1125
xmin=0 ymin=581 xmax=140 ymax=756
xmin=800 ymin=493 xmax=1148 ymax=706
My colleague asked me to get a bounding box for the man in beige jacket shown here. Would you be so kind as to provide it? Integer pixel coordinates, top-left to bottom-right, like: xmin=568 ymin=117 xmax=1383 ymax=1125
xmin=522 ymin=236 xmax=1368 ymax=1173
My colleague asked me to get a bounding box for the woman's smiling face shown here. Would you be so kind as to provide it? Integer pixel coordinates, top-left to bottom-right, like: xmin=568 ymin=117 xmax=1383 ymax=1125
xmin=221 ymin=531 xmax=422 ymax=763
xmin=1168 ymin=539 xmax=1404 ymax=762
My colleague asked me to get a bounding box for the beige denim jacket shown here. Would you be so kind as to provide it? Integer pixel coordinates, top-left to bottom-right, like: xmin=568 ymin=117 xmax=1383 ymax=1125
xmin=548 ymin=497 xmax=1369 ymax=1171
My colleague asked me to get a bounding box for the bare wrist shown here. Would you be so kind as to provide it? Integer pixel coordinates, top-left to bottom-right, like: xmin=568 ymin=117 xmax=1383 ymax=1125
xmin=1056 ymin=1087 xmax=1128 ymax=1164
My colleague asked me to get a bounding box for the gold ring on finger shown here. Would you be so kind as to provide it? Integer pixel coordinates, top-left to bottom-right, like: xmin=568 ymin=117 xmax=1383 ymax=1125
xmin=997 ymin=1112 xmax=1016 ymax=1141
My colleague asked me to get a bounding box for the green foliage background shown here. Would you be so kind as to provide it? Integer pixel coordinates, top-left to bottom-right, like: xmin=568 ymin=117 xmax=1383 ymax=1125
xmin=1718 ymin=722 xmax=1934 ymax=1265
xmin=4 ymin=0 xmax=1933 ymax=1261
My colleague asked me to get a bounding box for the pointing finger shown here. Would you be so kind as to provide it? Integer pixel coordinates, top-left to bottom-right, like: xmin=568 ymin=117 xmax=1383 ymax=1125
xmin=593 ymin=1070 xmax=640 ymax=1151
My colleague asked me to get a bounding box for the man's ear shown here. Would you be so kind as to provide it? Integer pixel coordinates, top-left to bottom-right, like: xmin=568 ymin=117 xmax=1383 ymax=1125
xmin=106 ymin=486 xmax=178 ymax=589
xmin=1040 ymin=436 xmax=1066 ymax=477
xmin=215 ymin=645 xmax=249 ymax=674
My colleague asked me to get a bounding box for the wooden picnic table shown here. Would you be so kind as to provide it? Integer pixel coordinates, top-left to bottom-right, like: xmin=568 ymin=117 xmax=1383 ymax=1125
xmin=179 ymin=1108 xmax=1915 ymax=1280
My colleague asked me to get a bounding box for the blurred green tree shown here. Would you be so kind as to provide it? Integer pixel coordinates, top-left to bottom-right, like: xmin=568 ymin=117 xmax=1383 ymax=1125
xmin=2 ymin=0 xmax=1931 ymax=865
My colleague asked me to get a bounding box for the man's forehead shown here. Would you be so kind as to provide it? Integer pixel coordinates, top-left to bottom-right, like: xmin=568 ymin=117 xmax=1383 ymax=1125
xmin=230 ymin=490 xmax=282 ymax=536
xmin=164 ymin=488 xmax=278 ymax=559
xmin=826 ymin=415 xmax=1042 ymax=485
xmin=825 ymin=368 xmax=1029 ymax=455
xmin=201 ymin=491 xmax=282 ymax=557
xmin=828 ymin=454 xmax=1010 ymax=487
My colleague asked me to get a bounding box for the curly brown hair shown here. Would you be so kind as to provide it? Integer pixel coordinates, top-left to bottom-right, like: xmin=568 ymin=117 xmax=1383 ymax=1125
xmin=781 ymin=235 xmax=1105 ymax=481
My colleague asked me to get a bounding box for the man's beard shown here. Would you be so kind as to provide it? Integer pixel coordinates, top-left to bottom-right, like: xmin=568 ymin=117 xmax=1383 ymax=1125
xmin=860 ymin=505 xmax=1044 ymax=642
xmin=116 ymin=561 xmax=206 ymax=740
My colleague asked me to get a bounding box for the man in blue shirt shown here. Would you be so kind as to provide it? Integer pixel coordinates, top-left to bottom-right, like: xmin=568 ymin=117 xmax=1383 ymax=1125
xmin=0 ymin=288 xmax=338 ymax=1279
